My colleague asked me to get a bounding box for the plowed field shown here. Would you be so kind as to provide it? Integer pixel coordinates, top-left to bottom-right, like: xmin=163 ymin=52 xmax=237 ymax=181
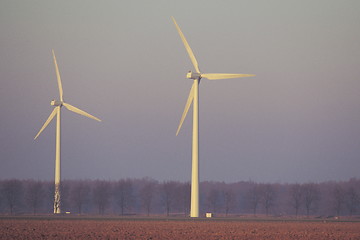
xmin=0 ymin=218 xmax=359 ymax=239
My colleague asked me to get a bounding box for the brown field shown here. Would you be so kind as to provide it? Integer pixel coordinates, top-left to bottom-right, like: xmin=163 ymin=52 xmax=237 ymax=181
xmin=0 ymin=217 xmax=360 ymax=240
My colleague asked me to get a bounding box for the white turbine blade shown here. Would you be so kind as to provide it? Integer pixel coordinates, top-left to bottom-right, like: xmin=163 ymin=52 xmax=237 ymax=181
xmin=176 ymin=82 xmax=195 ymax=136
xmin=34 ymin=107 xmax=58 ymax=140
xmin=201 ymin=73 xmax=255 ymax=80
xmin=63 ymin=102 xmax=101 ymax=122
xmin=52 ymin=50 xmax=64 ymax=102
xmin=171 ymin=16 xmax=201 ymax=73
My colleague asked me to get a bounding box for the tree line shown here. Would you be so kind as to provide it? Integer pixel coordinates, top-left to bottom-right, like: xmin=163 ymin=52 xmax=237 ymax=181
xmin=0 ymin=178 xmax=359 ymax=217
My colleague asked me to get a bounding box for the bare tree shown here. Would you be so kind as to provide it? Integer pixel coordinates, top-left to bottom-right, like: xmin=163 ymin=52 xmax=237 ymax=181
xmin=161 ymin=181 xmax=178 ymax=216
xmin=1 ymin=179 xmax=23 ymax=214
xmin=303 ymin=183 xmax=320 ymax=217
xmin=223 ymin=188 xmax=236 ymax=216
xmin=92 ymin=180 xmax=111 ymax=214
xmin=332 ymin=184 xmax=345 ymax=217
xmin=260 ymin=184 xmax=276 ymax=216
xmin=345 ymin=185 xmax=359 ymax=216
xmin=289 ymin=183 xmax=303 ymax=217
xmin=114 ymin=179 xmax=133 ymax=215
xmin=25 ymin=180 xmax=45 ymax=214
xmin=207 ymin=188 xmax=220 ymax=213
xmin=178 ymin=182 xmax=190 ymax=216
xmin=42 ymin=181 xmax=55 ymax=213
xmin=140 ymin=180 xmax=157 ymax=216
xmin=59 ymin=181 xmax=71 ymax=213
xmin=247 ymin=183 xmax=262 ymax=216
xmin=0 ymin=190 xmax=2 ymax=212
xmin=70 ymin=180 xmax=90 ymax=214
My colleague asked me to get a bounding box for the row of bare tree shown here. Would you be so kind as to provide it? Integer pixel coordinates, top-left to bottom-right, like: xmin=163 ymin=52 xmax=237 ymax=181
xmin=0 ymin=178 xmax=359 ymax=217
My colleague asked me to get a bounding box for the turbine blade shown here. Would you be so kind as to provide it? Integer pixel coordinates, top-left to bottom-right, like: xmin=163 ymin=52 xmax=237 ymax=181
xmin=176 ymin=82 xmax=195 ymax=136
xmin=34 ymin=107 xmax=58 ymax=140
xmin=63 ymin=103 xmax=101 ymax=122
xmin=171 ymin=17 xmax=201 ymax=73
xmin=201 ymin=73 xmax=255 ymax=80
xmin=52 ymin=50 xmax=64 ymax=102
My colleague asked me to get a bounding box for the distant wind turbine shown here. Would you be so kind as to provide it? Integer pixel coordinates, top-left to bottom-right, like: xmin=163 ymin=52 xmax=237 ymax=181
xmin=34 ymin=50 xmax=101 ymax=214
xmin=172 ymin=17 xmax=254 ymax=218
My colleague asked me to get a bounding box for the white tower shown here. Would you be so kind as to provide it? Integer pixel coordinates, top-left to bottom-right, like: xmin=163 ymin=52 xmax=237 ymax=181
xmin=34 ymin=50 xmax=101 ymax=214
xmin=172 ymin=17 xmax=254 ymax=217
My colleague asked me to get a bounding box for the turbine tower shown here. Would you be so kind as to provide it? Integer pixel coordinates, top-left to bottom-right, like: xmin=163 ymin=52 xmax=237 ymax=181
xmin=172 ymin=17 xmax=254 ymax=217
xmin=34 ymin=50 xmax=101 ymax=214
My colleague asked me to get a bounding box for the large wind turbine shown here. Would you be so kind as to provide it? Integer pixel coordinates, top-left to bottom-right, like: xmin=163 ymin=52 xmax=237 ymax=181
xmin=34 ymin=50 xmax=101 ymax=214
xmin=172 ymin=17 xmax=254 ymax=217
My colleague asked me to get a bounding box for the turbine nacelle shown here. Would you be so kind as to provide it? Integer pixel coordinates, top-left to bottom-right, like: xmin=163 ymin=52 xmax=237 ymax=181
xmin=51 ymin=100 xmax=63 ymax=106
xmin=186 ymin=71 xmax=201 ymax=80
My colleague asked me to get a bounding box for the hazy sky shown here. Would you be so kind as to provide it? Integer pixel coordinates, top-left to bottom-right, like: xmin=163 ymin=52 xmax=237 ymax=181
xmin=1 ymin=1 xmax=360 ymax=183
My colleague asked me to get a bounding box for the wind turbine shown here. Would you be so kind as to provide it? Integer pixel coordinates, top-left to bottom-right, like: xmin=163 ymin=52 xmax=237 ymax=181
xmin=34 ymin=50 xmax=101 ymax=214
xmin=172 ymin=17 xmax=254 ymax=217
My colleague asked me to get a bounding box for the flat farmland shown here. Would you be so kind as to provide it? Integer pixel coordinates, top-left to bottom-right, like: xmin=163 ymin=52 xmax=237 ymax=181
xmin=0 ymin=217 xmax=359 ymax=239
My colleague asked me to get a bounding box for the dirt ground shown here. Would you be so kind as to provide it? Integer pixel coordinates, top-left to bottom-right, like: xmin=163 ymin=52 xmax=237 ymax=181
xmin=0 ymin=218 xmax=359 ymax=240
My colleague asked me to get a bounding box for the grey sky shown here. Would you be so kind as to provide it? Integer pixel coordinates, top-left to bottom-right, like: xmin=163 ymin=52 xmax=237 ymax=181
xmin=1 ymin=0 xmax=360 ymax=183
